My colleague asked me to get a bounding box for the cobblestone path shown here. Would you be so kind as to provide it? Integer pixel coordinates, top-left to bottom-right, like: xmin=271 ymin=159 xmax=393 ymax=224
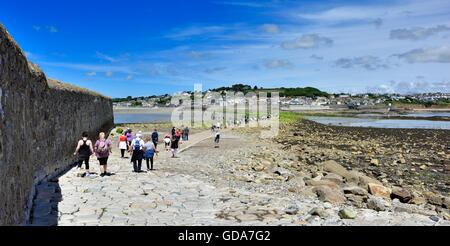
xmin=28 ymin=130 xmax=449 ymax=226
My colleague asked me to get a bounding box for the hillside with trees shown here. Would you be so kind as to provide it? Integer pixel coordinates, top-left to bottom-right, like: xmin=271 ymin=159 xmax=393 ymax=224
xmin=113 ymin=84 xmax=330 ymax=106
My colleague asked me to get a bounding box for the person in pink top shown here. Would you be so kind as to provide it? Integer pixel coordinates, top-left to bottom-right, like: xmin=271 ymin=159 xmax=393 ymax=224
xmin=125 ymin=129 xmax=133 ymax=149
xmin=94 ymin=132 xmax=112 ymax=177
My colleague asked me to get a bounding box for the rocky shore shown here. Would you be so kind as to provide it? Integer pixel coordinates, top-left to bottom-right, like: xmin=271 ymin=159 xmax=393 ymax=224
xmin=226 ymin=119 xmax=450 ymax=222
xmin=277 ymin=119 xmax=450 ymax=195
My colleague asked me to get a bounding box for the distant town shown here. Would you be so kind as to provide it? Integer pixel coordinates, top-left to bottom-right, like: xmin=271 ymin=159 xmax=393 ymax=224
xmin=113 ymin=84 xmax=450 ymax=110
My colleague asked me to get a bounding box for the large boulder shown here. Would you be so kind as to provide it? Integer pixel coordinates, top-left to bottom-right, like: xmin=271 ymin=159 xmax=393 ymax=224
xmin=443 ymin=197 xmax=450 ymax=209
xmin=306 ymin=179 xmax=339 ymax=190
xmin=390 ymin=188 xmax=412 ymax=203
xmin=318 ymin=160 xmax=358 ymax=183
xmin=367 ymin=197 xmax=391 ymax=212
xmin=309 ymin=208 xmax=329 ymax=218
xmin=343 ymin=186 xmax=369 ymax=197
xmin=357 ymin=173 xmax=382 ymax=187
xmin=313 ymin=186 xmax=346 ymax=204
xmin=392 ymin=200 xmax=437 ymax=217
xmin=322 ymin=173 xmax=344 ymax=184
xmin=370 ymin=159 xmax=380 ymax=166
xmin=423 ymin=192 xmax=444 ymax=206
xmin=409 ymin=195 xmax=427 ymax=205
xmin=368 ymin=183 xmax=392 ymax=199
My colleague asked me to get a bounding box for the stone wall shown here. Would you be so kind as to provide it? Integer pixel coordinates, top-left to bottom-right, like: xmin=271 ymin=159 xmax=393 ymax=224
xmin=0 ymin=24 xmax=114 ymax=225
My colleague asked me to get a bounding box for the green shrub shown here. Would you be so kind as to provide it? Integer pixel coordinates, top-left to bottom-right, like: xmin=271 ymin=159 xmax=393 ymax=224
xmin=116 ymin=128 xmax=124 ymax=134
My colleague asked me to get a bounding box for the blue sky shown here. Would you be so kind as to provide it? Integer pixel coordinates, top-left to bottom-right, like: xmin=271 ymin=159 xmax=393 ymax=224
xmin=1 ymin=0 xmax=450 ymax=97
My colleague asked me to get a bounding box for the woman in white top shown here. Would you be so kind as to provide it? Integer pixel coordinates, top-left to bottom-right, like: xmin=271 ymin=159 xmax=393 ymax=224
xmin=164 ymin=134 xmax=171 ymax=152
xmin=118 ymin=132 xmax=128 ymax=158
xmin=214 ymin=127 xmax=221 ymax=148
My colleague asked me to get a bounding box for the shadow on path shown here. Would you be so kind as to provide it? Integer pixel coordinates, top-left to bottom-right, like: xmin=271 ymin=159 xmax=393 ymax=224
xmin=27 ymin=177 xmax=63 ymax=226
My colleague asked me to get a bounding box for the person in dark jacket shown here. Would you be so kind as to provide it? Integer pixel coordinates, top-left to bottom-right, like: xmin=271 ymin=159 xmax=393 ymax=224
xmin=74 ymin=132 xmax=94 ymax=177
xmin=151 ymin=129 xmax=159 ymax=150
xmin=170 ymin=133 xmax=181 ymax=158
xmin=183 ymin=126 xmax=190 ymax=141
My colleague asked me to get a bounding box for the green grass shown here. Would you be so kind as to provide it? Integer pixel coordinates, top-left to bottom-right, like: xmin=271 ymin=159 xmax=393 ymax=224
xmin=280 ymin=111 xmax=303 ymax=123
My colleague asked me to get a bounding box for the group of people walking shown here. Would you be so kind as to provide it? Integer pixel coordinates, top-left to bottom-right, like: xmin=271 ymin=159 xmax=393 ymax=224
xmin=74 ymin=132 xmax=112 ymax=177
xmin=128 ymin=131 xmax=156 ymax=173
xmin=73 ymin=126 xmax=191 ymax=177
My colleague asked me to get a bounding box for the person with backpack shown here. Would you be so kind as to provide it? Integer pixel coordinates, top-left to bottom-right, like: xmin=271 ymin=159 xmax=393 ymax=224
xmin=130 ymin=132 xmax=145 ymax=173
xmin=74 ymin=132 xmax=94 ymax=177
xmin=94 ymin=132 xmax=112 ymax=177
xmin=118 ymin=132 xmax=128 ymax=158
xmin=151 ymin=129 xmax=159 ymax=150
xmin=144 ymin=136 xmax=157 ymax=171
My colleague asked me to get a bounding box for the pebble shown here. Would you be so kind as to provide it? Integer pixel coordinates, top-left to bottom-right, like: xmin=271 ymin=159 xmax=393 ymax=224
xmin=284 ymin=204 xmax=300 ymax=215
xmin=309 ymin=208 xmax=329 ymax=218
xmin=430 ymin=216 xmax=440 ymax=222
xmin=339 ymin=208 xmax=357 ymax=219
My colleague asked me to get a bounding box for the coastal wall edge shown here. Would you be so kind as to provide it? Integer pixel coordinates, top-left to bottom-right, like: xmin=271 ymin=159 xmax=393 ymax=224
xmin=0 ymin=24 xmax=114 ymax=225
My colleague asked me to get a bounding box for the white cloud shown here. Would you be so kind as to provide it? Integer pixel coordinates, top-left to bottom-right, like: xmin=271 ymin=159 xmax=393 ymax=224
xmin=264 ymin=59 xmax=294 ymax=69
xmin=310 ymin=54 xmax=324 ymax=60
xmin=40 ymin=62 xmax=135 ymax=74
xmin=166 ymin=25 xmax=228 ymax=40
xmin=395 ymin=46 xmax=450 ymax=63
xmin=96 ymin=52 xmax=117 ymax=63
xmin=33 ymin=0 xmax=450 ymax=94
xmin=33 ymin=25 xmax=58 ymax=33
xmin=204 ymin=67 xmax=227 ymax=73
xmin=47 ymin=26 xmax=58 ymax=33
xmin=187 ymin=51 xmax=212 ymax=59
xmin=281 ymin=34 xmax=333 ymax=49
xmin=369 ymin=80 xmax=450 ymax=94
xmin=126 ymin=74 xmax=134 ymax=80
xmin=105 ymin=71 xmax=114 ymax=77
xmin=390 ymin=25 xmax=450 ymax=40
xmin=297 ymin=6 xmax=380 ymax=22
xmin=373 ymin=18 xmax=383 ymax=28
xmin=334 ymin=56 xmax=390 ymax=70
xmin=261 ymin=24 xmax=280 ymax=34
xmin=86 ymin=71 xmax=97 ymax=76
xmin=24 ymin=51 xmax=35 ymax=59
xmin=295 ymin=0 xmax=450 ymax=24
